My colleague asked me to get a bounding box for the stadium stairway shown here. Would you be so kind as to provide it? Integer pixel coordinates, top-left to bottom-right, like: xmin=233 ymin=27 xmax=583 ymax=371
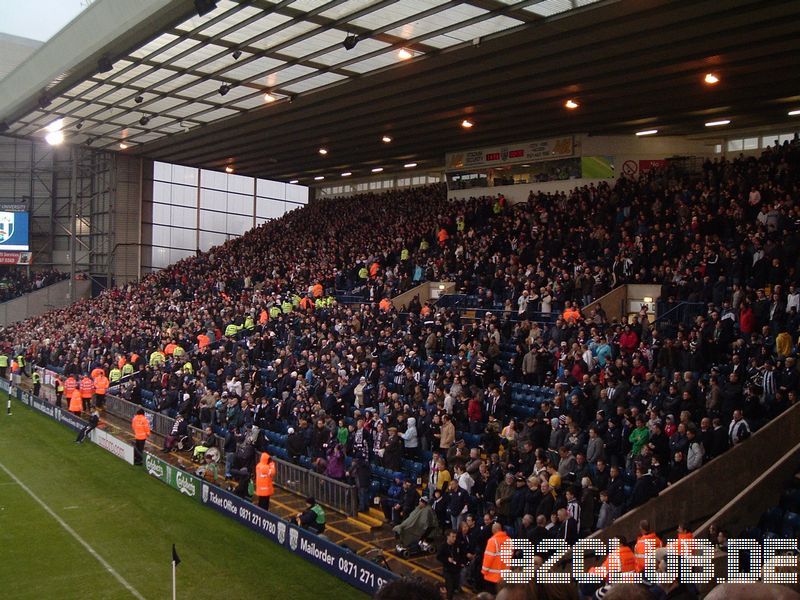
xmin=60 ymin=396 xmax=452 ymax=592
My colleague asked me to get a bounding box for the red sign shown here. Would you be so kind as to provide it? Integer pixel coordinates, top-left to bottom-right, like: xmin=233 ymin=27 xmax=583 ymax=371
xmin=639 ymin=159 xmax=667 ymax=173
xmin=485 ymin=152 xmax=501 ymax=161
xmin=0 ymin=252 xmax=31 ymax=265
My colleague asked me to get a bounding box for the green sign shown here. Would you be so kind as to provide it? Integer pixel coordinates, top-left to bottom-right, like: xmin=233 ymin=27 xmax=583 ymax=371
xmin=144 ymin=452 xmax=200 ymax=502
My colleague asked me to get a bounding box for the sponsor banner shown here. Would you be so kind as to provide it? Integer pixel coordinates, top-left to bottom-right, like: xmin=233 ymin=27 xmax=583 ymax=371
xmin=31 ymin=396 xmax=57 ymax=420
xmin=0 ymin=378 xmax=10 ymax=393
xmin=90 ymin=428 xmax=135 ymax=465
xmin=199 ymin=483 xmax=395 ymax=595
xmin=639 ymin=159 xmax=667 ymax=173
xmin=19 ymin=390 xmax=30 ymax=406
xmin=56 ymin=407 xmax=86 ymax=432
xmin=0 ymin=251 xmax=31 ymax=265
xmin=143 ymin=453 xmax=201 ymax=502
xmin=446 ymin=136 xmax=574 ymax=170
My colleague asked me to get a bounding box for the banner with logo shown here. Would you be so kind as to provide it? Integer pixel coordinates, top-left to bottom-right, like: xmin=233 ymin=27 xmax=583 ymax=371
xmin=446 ymin=136 xmax=574 ymax=171
xmin=0 ymin=251 xmax=32 ymax=265
xmin=90 ymin=428 xmax=135 ymax=465
xmin=144 ymin=453 xmax=201 ymax=502
xmin=199 ymin=482 xmax=395 ymax=595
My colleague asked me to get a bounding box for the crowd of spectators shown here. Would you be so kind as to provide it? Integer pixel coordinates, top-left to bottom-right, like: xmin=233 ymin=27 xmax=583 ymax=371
xmin=3 ymin=137 xmax=800 ymax=597
xmin=0 ymin=268 xmax=67 ymax=303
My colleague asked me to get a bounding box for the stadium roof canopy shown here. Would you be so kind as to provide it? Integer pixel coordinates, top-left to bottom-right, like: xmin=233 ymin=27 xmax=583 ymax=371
xmin=1 ymin=0 xmax=799 ymax=183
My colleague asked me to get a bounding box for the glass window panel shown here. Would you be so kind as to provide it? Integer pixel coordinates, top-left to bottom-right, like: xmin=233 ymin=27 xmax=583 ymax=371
xmin=201 ymin=169 xmax=227 ymax=191
xmin=256 ymin=198 xmax=286 ymax=219
xmin=153 ymin=202 xmax=171 ymax=224
xmin=743 ymin=137 xmax=759 ymax=150
xmin=282 ymin=72 xmax=349 ymax=93
xmin=727 ymin=139 xmax=743 ymax=152
xmin=285 ymin=184 xmax=308 ymax=204
xmin=171 ymin=205 xmax=196 ymax=228
xmin=257 ymin=178 xmax=285 ymax=199
xmin=200 ymin=188 xmax=227 ymax=209
xmin=199 ymin=230 xmax=228 ymax=252
xmin=227 ymin=173 xmax=254 ymax=195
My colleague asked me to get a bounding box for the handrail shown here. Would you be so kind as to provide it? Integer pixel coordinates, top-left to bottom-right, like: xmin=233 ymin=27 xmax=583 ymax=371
xmin=654 ymin=301 xmax=706 ymax=324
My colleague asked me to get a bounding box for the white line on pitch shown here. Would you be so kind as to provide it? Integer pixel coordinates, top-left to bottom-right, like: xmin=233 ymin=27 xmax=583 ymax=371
xmin=0 ymin=460 xmax=146 ymax=600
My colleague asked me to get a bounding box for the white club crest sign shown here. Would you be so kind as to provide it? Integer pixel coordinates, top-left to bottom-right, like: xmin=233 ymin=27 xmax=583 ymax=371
xmin=202 ymin=483 xmax=209 ymax=503
xmin=0 ymin=213 xmax=14 ymax=243
xmin=289 ymin=527 xmax=299 ymax=551
xmin=277 ymin=522 xmax=287 ymax=544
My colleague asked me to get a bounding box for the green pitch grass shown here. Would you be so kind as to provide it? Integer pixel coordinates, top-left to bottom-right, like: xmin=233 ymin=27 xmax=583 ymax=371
xmin=0 ymin=395 xmax=362 ymax=599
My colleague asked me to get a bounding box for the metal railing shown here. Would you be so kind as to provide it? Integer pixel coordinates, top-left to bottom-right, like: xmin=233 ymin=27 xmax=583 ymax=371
xmin=101 ymin=392 xmax=359 ymax=518
xmin=273 ymin=457 xmax=358 ymax=518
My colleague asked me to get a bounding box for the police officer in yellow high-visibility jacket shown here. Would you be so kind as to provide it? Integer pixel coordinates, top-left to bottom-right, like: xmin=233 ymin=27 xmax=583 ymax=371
xmin=149 ymin=350 xmax=165 ymax=367
xmin=31 ymin=370 xmax=41 ymax=397
xmin=54 ymin=375 xmax=65 ymax=408
xmin=109 ymin=366 xmax=122 ymax=384
xmin=0 ymin=352 xmax=8 ymax=379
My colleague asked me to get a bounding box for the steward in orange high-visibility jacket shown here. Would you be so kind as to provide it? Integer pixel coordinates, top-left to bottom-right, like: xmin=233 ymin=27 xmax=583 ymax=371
xmin=69 ymin=388 xmax=83 ymax=415
xmin=634 ymin=520 xmax=664 ymax=572
xmin=131 ymin=409 xmax=150 ymax=466
xmin=93 ymin=374 xmax=109 ymax=408
xmin=255 ymin=452 xmax=276 ymax=511
xmin=481 ymin=523 xmax=510 ymax=592
xmin=79 ymin=376 xmax=95 ymax=412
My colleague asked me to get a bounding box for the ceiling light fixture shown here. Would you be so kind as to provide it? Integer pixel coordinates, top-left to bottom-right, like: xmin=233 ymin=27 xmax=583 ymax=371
xmin=139 ymin=115 xmax=151 ymax=126
xmin=705 ymin=119 xmax=731 ymax=127
xmin=461 ymin=119 xmax=474 ymax=128
xmin=789 ymin=109 xmax=800 ymax=116
xmin=134 ymin=95 xmax=144 ymax=104
xmin=382 ymin=135 xmax=392 ymax=143
xmin=635 ymin=129 xmax=658 ymax=136
xmin=398 ymin=48 xmax=412 ymax=60
xmin=404 ymin=162 xmax=417 ymax=168
xmin=225 ymin=165 xmax=234 ymax=174
xmin=97 ymin=55 xmax=114 ymax=73
xmin=704 ymin=73 xmax=720 ymax=85
xmin=218 ymin=83 xmax=231 ymax=96
xmin=371 ymin=167 xmax=384 ymax=173
xmin=119 ymin=142 xmax=129 ymax=149
xmin=38 ymin=94 xmax=51 ymax=109
xmin=564 ymin=99 xmax=579 ymax=109
xmin=232 ymin=49 xmax=242 ymax=60
xmin=45 ymin=130 xmax=64 ymax=146
xmin=341 ymin=172 xmax=352 ymax=177
xmin=343 ymin=34 xmax=358 ymax=51
xmin=194 ymin=0 xmax=218 ymax=17
xmin=264 ymin=92 xmax=276 ymax=103
xmin=289 ymin=180 xmax=299 ymax=184
xmin=46 ymin=118 xmax=64 ymax=133
xmin=318 ymin=148 xmax=328 ymax=155
xmin=75 ymin=120 xmax=84 ymax=130
xmin=314 ymin=176 xmax=325 ymax=181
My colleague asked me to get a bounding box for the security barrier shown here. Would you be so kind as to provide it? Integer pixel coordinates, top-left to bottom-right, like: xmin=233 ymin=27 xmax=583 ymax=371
xmin=3 ymin=380 xmax=396 ymax=596
xmin=274 ymin=457 xmax=359 ymax=518
xmin=101 ymin=392 xmax=360 ymax=518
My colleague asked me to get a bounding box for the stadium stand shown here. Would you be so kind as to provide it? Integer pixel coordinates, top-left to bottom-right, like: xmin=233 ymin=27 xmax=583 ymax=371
xmin=0 ymin=269 xmax=67 ymax=303
xmin=5 ymin=137 xmax=800 ymax=595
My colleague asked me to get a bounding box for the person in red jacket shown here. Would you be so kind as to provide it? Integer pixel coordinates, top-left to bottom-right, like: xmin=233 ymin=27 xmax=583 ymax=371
xmin=739 ymin=301 xmax=755 ymax=338
xmin=619 ymin=325 xmax=639 ymax=355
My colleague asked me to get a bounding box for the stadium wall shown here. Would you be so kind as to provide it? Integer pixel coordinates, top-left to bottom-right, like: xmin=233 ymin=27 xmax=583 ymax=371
xmin=5 ymin=379 xmax=397 ymax=596
xmin=0 ymin=277 xmax=90 ymax=326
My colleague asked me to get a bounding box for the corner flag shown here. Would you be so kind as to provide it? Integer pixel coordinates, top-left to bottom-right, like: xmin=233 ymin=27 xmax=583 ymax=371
xmin=172 ymin=544 xmax=181 ymax=566
xmin=172 ymin=544 xmax=180 ymax=600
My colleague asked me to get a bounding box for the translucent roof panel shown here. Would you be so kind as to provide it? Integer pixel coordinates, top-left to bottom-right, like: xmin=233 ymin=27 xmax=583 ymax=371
xmin=313 ymin=37 xmax=392 ymax=67
xmin=10 ymin=0 xmax=609 ymax=151
xmin=350 ymin=1 xmax=451 ymax=30
xmin=220 ymin=13 xmax=294 ymax=45
xmin=277 ymin=28 xmax=348 ymax=59
xmin=247 ymin=22 xmax=319 ymax=52
xmin=425 ymin=15 xmax=525 ymax=46
xmin=224 ymin=56 xmax=285 ymax=81
xmin=524 ymin=0 xmax=604 ymax=17
xmin=346 ymin=51 xmax=409 ymax=75
xmin=281 ymin=72 xmax=349 ymax=94
xmin=318 ymin=0 xmax=385 ymax=21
